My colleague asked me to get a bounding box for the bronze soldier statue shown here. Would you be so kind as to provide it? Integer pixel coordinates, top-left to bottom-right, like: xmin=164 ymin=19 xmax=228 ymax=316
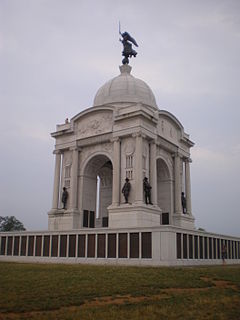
xmin=181 ymin=192 xmax=187 ymax=214
xmin=62 ymin=187 xmax=68 ymax=209
xmin=143 ymin=177 xmax=153 ymax=205
xmin=122 ymin=177 xmax=131 ymax=203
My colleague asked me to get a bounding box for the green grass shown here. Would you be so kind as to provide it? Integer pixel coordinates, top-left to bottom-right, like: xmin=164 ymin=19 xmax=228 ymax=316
xmin=0 ymin=262 xmax=239 ymax=319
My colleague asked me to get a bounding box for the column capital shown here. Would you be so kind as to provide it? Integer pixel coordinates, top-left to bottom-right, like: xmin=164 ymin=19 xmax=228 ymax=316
xmin=132 ymin=131 xmax=146 ymax=139
xmin=111 ymin=136 xmax=120 ymax=143
xmin=172 ymin=151 xmax=184 ymax=159
xmin=150 ymin=138 xmax=157 ymax=145
xmin=53 ymin=150 xmax=61 ymax=155
xmin=69 ymin=146 xmax=82 ymax=152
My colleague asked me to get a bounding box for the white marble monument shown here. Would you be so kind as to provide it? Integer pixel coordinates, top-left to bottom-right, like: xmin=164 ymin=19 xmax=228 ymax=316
xmin=48 ymin=64 xmax=195 ymax=231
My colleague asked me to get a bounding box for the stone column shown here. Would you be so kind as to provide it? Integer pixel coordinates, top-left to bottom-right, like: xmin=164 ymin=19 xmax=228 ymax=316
xmin=150 ymin=140 xmax=157 ymax=205
xmin=134 ymin=132 xmax=144 ymax=204
xmin=112 ymin=137 xmax=121 ymax=206
xmin=174 ymin=153 xmax=182 ymax=214
xmin=70 ymin=147 xmax=79 ymax=210
xmin=185 ymin=158 xmax=192 ymax=215
xmin=52 ymin=150 xmax=61 ymax=210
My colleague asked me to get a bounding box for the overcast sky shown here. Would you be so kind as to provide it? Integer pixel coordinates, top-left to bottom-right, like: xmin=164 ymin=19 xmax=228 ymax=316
xmin=0 ymin=0 xmax=239 ymax=236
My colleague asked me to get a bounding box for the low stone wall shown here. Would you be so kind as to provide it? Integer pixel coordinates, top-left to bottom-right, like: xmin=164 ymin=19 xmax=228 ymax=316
xmin=0 ymin=226 xmax=240 ymax=266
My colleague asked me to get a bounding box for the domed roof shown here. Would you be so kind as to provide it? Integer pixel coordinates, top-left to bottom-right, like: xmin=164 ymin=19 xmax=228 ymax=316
xmin=93 ymin=65 xmax=158 ymax=109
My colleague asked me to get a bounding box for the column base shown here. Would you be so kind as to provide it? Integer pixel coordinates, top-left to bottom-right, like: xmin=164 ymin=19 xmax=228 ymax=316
xmin=172 ymin=212 xmax=195 ymax=229
xmin=108 ymin=203 xmax=162 ymax=228
xmin=48 ymin=209 xmax=81 ymax=231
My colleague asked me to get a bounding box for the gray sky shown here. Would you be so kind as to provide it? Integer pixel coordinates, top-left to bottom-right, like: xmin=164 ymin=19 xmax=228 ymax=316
xmin=0 ymin=0 xmax=239 ymax=236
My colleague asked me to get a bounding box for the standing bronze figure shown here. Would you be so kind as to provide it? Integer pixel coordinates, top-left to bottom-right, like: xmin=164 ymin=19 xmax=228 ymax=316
xmin=122 ymin=177 xmax=131 ymax=203
xmin=119 ymin=27 xmax=138 ymax=65
xmin=143 ymin=177 xmax=153 ymax=205
xmin=62 ymin=187 xmax=68 ymax=209
xmin=181 ymin=192 xmax=187 ymax=214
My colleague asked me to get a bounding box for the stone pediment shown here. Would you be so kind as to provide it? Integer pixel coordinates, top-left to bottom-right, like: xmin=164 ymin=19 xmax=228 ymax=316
xmin=73 ymin=107 xmax=114 ymax=140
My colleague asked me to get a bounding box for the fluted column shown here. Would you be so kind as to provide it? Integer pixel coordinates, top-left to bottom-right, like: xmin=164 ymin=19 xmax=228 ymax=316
xmin=174 ymin=153 xmax=182 ymax=213
xmin=185 ymin=158 xmax=192 ymax=215
xmin=52 ymin=150 xmax=61 ymax=209
xmin=150 ymin=140 xmax=157 ymax=205
xmin=112 ymin=137 xmax=121 ymax=206
xmin=134 ymin=132 xmax=143 ymax=204
xmin=70 ymin=147 xmax=79 ymax=210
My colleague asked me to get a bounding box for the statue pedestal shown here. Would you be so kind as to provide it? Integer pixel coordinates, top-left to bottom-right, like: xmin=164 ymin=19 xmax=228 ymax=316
xmin=172 ymin=213 xmax=195 ymax=229
xmin=48 ymin=209 xmax=81 ymax=231
xmin=108 ymin=203 xmax=162 ymax=228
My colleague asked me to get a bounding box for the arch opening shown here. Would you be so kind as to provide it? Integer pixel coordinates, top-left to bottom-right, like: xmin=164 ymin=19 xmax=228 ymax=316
xmin=82 ymin=155 xmax=113 ymax=228
xmin=157 ymin=158 xmax=172 ymax=225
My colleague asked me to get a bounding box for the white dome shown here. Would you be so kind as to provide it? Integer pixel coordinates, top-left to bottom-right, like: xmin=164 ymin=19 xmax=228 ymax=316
xmin=93 ymin=65 xmax=158 ymax=109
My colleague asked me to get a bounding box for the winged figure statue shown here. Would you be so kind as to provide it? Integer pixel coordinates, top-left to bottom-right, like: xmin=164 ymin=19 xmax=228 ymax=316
xmin=119 ymin=31 xmax=138 ymax=65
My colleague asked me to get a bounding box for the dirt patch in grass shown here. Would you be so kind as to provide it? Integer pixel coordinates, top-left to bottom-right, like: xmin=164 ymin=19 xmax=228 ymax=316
xmin=200 ymin=276 xmax=238 ymax=290
xmin=1 ymin=274 xmax=239 ymax=320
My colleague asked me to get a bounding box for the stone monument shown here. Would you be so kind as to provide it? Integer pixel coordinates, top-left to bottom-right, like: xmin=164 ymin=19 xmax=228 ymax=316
xmin=48 ymin=34 xmax=195 ymax=231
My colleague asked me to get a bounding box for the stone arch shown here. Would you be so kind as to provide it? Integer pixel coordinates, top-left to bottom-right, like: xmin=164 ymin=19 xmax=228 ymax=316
xmin=80 ymin=151 xmax=113 ymax=176
xmin=81 ymin=153 xmax=113 ymax=228
xmin=156 ymin=157 xmax=173 ymax=223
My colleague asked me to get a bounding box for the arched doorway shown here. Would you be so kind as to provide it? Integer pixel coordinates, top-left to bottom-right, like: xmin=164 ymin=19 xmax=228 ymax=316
xmin=82 ymin=154 xmax=113 ymax=228
xmin=157 ymin=158 xmax=173 ymax=224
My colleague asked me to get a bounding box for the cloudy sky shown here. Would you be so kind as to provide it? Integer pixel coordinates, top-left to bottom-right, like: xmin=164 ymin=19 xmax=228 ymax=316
xmin=0 ymin=0 xmax=239 ymax=236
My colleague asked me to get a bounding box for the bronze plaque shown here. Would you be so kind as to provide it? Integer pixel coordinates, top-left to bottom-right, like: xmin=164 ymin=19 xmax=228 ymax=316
xmin=68 ymin=235 xmax=76 ymax=257
xmin=194 ymin=236 xmax=198 ymax=259
xmin=35 ymin=236 xmax=42 ymax=256
xmin=7 ymin=236 xmax=13 ymax=255
xmin=60 ymin=235 xmax=67 ymax=257
xmin=188 ymin=234 xmax=193 ymax=259
xmin=141 ymin=232 xmax=152 ymax=259
xmin=130 ymin=233 xmax=139 ymax=258
xmin=227 ymin=240 xmax=231 ymax=259
xmin=199 ymin=236 xmax=203 ymax=259
xmin=78 ymin=234 xmax=86 ymax=257
xmin=87 ymin=234 xmax=95 ymax=258
xmin=204 ymin=237 xmax=208 ymax=259
xmin=176 ymin=233 xmax=181 ymax=259
xmin=28 ymin=236 xmax=34 ymax=256
xmin=213 ymin=238 xmax=216 ymax=259
xmin=51 ymin=235 xmax=58 ymax=257
xmin=108 ymin=233 xmax=116 ymax=258
xmin=83 ymin=210 xmax=88 ymax=227
xmin=119 ymin=233 xmax=127 ymax=258
xmin=0 ymin=237 xmax=6 ymax=255
xmin=217 ymin=239 xmax=220 ymax=259
xmin=20 ymin=236 xmax=27 ymax=256
xmin=43 ymin=236 xmax=50 ymax=257
xmin=183 ymin=234 xmax=187 ymax=259
xmin=13 ymin=236 xmax=20 ymax=256
xmin=89 ymin=211 xmax=95 ymax=228
xmin=97 ymin=234 xmax=106 ymax=258
xmin=209 ymin=238 xmax=212 ymax=259
xmin=162 ymin=212 xmax=169 ymax=225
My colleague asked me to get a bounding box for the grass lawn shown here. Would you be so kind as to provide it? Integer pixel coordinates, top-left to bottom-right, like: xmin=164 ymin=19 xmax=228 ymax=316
xmin=0 ymin=262 xmax=239 ymax=320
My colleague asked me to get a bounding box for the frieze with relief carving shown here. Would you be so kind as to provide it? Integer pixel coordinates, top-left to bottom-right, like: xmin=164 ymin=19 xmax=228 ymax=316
xmin=76 ymin=111 xmax=113 ymax=139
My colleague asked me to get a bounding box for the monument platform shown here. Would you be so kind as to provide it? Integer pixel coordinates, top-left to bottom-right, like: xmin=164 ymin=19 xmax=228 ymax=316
xmin=1 ymin=225 xmax=240 ymax=266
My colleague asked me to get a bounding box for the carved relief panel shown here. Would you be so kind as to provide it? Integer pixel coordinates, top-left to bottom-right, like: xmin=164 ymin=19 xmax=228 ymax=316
xmin=75 ymin=110 xmax=113 ymax=139
xmin=157 ymin=118 xmax=180 ymax=144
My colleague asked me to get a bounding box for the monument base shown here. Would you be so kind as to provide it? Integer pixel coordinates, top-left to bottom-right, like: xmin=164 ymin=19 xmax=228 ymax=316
xmin=172 ymin=213 xmax=195 ymax=229
xmin=48 ymin=209 xmax=81 ymax=231
xmin=108 ymin=203 xmax=162 ymax=228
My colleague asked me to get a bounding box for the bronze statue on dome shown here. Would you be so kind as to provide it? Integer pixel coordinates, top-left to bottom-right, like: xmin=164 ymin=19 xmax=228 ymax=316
xmin=119 ymin=24 xmax=138 ymax=65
